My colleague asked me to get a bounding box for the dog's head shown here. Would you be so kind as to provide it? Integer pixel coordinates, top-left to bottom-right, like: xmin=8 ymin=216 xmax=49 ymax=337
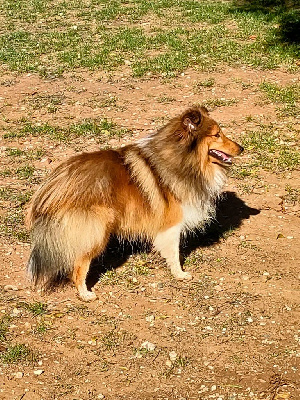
xmin=179 ymin=106 xmax=243 ymax=167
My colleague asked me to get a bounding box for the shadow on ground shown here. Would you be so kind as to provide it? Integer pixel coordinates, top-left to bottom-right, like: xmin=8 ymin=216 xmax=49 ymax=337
xmin=87 ymin=191 xmax=260 ymax=290
xmin=232 ymin=0 xmax=300 ymax=46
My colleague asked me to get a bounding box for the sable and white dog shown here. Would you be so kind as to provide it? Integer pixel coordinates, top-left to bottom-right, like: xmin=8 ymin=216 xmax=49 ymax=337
xmin=26 ymin=106 xmax=243 ymax=301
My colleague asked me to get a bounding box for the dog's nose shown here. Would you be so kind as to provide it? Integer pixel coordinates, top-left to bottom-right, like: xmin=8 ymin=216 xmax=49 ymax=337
xmin=239 ymin=145 xmax=244 ymax=153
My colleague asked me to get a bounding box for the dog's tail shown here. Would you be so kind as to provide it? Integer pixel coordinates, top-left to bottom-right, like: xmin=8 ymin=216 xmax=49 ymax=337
xmin=27 ymin=216 xmax=76 ymax=289
xmin=27 ymin=210 xmax=111 ymax=290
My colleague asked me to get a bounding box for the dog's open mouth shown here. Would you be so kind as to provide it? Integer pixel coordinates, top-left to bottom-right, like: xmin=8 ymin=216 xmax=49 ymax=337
xmin=209 ymin=149 xmax=233 ymax=165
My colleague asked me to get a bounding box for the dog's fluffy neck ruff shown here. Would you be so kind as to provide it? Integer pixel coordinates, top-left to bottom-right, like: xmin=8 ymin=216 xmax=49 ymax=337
xmin=136 ymin=134 xmax=227 ymax=204
xmin=136 ymin=132 xmax=227 ymax=231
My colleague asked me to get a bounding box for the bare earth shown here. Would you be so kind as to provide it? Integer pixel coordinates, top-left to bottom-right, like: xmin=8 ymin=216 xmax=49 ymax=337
xmin=0 ymin=67 xmax=299 ymax=400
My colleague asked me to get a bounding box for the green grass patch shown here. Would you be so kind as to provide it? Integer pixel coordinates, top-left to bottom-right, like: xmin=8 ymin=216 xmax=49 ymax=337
xmin=28 ymin=93 xmax=65 ymax=113
xmin=23 ymin=301 xmax=48 ymax=316
xmin=0 ymin=343 xmax=36 ymax=364
xmin=0 ymin=187 xmax=31 ymax=204
xmin=0 ymin=208 xmax=29 ymax=242
xmin=0 ymin=187 xmax=31 ymax=242
xmin=0 ymin=1 xmax=298 ymax=77
xmin=100 ymin=254 xmax=150 ymax=287
xmin=0 ymin=316 xmax=11 ymax=342
xmin=203 ymin=97 xmax=238 ymax=110
xmin=259 ymin=82 xmax=300 ymax=116
xmin=3 ymin=119 xmax=131 ymax=143
xmin=194 ymin=78 xmax=215 ymax=90
xmin=240 ymin=124 xmax=300 ymax=172
xmin=284 ymin=185 xmax=300 ymax=205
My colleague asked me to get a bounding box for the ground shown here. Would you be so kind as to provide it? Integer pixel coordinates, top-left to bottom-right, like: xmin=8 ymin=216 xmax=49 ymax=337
xmin=0 ymin=66 xmax=299 ymax=400
xmin=0 ymin=1 xmax=299 ymax=399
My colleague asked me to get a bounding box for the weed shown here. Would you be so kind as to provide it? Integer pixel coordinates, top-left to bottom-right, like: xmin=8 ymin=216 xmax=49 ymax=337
xmin=0 ymin=343 xmax=36 ymax=364
xmin=241 ymin=124 xmax=300 ymax=172
xmin=16 ymin=165 xmax=35 ymax=180
xmin=183 ymin=251 xmax=204 ymax=269
xmin=239 ymin=240 xmax=259 ymax=251
xmin=3 ymin=119 xmax=131 ymax=143
xmin=101 ymin=328 xmax=135 ymax=353
xmin=164 ymin=355 xmax=189 ymax=378
xmin=203 ymin=98 xmax=238 ymax=110
xmin=23 ymin=301 xmax=48 ymax=316
xmin=245 ymin=115 xmax=255 ymax=122
xmin=100 ymin=96 xmax=118 ymax=108
xmin=0 ymin=315 xmax=11 ymax=342
xmin=5 ymin=147 xmax=25 ymax=157
xmin=283 ymin=185 xmax=300 ymax=205
xmin=194 ymin=78 xmax=215 ymax=90
xmin=100 ymin=254 xmax=150 ymax=287
xmin=28 ymin=93 xmax=65 ymax=113
xmin=157 ymin=96 xmax=176 ymax=104
xmin=230 ymin=165 xmax=257 ymax=179
xmin=5 ymin=147 xmax=46 ymax=161
xmin=66 ymin=304 xmax=93 ymax=318
xmin=259 ymin=82 xmax=300 ymax=116
xmin=0 ymin=209 xmax=29 ymax=242
xmin=34 ymin=320 xmax=48 ymax=335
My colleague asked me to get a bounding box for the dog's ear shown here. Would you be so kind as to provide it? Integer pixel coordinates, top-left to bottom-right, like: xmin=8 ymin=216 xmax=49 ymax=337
xmin=181 ymin=108 xmax=204 ymax=134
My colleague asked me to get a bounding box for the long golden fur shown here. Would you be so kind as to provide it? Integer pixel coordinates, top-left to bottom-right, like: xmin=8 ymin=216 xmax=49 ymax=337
xmin=26 ymin=106 xmax=243 ymax=301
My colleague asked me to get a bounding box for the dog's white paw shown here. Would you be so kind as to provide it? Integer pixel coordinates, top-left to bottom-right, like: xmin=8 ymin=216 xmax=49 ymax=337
xmin=79 ymin=290 xmax=97 ymax=302
xmin=173 ymin=271 xmax=193 ymax=281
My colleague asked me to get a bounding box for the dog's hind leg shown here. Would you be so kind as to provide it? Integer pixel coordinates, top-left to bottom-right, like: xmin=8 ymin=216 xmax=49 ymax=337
xmin=72 ymin=254 xmax=98 ymax=302
xmin=153 ymin=225 xmax=192 ymax=280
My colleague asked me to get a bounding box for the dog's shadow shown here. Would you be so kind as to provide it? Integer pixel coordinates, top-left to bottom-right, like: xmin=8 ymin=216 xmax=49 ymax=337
xmin=86 ymin=191 xmax=260 ymax=290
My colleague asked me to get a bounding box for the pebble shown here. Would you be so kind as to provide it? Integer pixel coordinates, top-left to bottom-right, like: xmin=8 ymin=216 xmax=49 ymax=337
xmin=97 ymin=395 xmax=105 ymax=399
xmin=15 ymin=372 xmax=23 ymax=379
xmin=140 ymin=341 xmax=156 ymax=351
xmin=146 ymin=315 xmax=155 ymax=323
xmin=33 ymin=370 xmax=44 ymax=375
xmin=169 ymin=351 xmax=177 ymax=361
xmin=166 ymin=359 xmax=172 ymax=367
xmin=4 ymin=285 xmax=18 ymax=291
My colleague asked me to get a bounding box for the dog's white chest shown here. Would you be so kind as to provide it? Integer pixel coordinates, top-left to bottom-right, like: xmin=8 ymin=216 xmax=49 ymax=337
xmin=181 ymin=202 xmax=212 ymax=231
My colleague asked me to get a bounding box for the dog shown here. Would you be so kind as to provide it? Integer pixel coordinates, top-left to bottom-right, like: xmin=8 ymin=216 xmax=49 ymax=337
xmin=25 ymin=106 xmax=243 ymax=301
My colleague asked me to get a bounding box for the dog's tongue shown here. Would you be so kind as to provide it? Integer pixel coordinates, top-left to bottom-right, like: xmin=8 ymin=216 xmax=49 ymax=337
xmin=209 ymin=149 xmax=232 ymax=164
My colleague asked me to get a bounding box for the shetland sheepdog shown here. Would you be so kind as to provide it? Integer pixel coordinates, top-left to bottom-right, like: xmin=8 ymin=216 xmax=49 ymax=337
xmin=26 ymin=106 xmax=243 ymax=301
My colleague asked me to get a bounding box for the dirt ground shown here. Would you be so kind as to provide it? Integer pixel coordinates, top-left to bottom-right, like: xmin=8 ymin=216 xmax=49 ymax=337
xmin=0 ymin=67 xmax=299 ymax=400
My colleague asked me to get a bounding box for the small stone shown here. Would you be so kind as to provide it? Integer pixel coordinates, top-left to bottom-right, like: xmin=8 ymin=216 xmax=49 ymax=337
xmin=141 ymin=341 xmax=156 ymax=351
xmin=146 ymin=315 xmax=155 ymax=323
xmin=11 ymin=308 xmax=21 ymax=316
xmin=4 ymin=285 xmax=18 ymax=291
xmin=97 ymin=395 xmax=105 ymax=399
xmin=33 ymin=369 xmax=44 ymax=375
xmin=169 ymin=351 xmax=177 ymax=362
xmin=211 ymin=385 xmax=217 ymax=391
xmin=166 ymin=359 xmax=172 ymax=367
xmin=157 ymin=282 xmax=164 ymax=289
xmin=15 ymin=372 xmax=23 ymax=379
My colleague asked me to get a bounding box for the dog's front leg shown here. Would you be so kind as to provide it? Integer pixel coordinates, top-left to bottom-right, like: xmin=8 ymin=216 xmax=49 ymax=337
xmin=154 ymin=225 xmax=192 ymax=280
